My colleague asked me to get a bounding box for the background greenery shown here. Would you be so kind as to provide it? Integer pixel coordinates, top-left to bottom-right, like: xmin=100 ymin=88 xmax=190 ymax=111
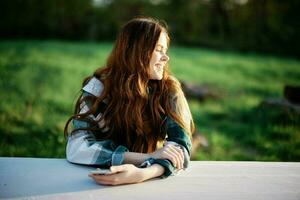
xmin=0 ymin=40 xmax=299 ymax=160
xmin=0 ymin=0 xmax=299 ymax=160
xmin=1 ymin=0 xmax=299 ymax=57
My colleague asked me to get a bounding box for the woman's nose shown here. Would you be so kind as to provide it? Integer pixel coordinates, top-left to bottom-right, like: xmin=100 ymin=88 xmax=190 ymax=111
xmin=161 ymin=54 xmax=169 ymax=62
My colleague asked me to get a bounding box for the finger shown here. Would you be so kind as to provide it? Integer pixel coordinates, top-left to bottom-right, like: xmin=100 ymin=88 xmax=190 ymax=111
xmin=96 ymin=180 xmax=113 ymax=185
xmin=90 ymin=173 xmax=119 ymax=184
xmin=168 ymin=145 xmax=184 ymax=169
xmin=162 ymin=144 xmax=183 ymax=168
xmin=163 ymin=144 xmax=181 ymax=168
xmin=164 ymin=149 xmax=180 ymax=168
xmin=110 ymin=165 xmax=127 ymax=173
xmin=168 ymin=144 xmax=184 ymax=169
xmin=89 ymin=173 xmax=114 ymax=181
xmin=172 ymin=145 xmax=184 ymax=169
xmin=91 ymin=176 xmax=114 ymax=185
xmin=89 ymin=173 xmax=107 ymax=180
xmin=162 ymin=150 xmax=177 ymax=167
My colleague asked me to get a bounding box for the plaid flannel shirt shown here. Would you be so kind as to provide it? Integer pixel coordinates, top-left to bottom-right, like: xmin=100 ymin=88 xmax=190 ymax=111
xmin=66 ymin=77 xmax=192 ymax=177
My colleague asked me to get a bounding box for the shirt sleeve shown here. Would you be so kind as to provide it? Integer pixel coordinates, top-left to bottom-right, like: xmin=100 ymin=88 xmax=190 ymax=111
xmin=158 ymin=117 xmax=192 ymax=177
xmin=156 ymin=91 xmax=193 ymax=178
xmin=140 ymin=116 xmax=192 ymax=178
xmin=66 ymin=77 xmax=128 ymax=167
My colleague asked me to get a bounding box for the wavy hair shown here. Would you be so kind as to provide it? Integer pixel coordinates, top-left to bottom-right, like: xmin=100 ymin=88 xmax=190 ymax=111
xmin=64 ymin=17 xmax=194 ymax=153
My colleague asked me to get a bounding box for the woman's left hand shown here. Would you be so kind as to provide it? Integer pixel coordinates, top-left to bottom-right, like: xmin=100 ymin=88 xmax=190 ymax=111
xmin=88 ymin=164 xmax=145 ymax=186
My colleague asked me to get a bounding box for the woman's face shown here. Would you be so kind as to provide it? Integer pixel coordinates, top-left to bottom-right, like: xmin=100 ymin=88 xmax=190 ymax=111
xmin=149 ymin=32 xmax=169 ymax=80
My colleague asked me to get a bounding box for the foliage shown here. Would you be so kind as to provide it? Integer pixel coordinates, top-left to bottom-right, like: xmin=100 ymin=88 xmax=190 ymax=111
xmin=0 ymin=0 xmax=299 ymax=56
xmin=0 ymin=40 xmax=299 ymax=160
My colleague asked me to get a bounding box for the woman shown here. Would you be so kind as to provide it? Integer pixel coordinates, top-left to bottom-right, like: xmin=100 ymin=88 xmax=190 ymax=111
xmin=64 ymin=17 xmax=194 ymax=185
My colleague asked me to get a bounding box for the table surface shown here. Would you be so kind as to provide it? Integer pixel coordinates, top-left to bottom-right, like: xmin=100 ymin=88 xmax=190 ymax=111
xmin=0 ymin=157 xmax=300 ymax=200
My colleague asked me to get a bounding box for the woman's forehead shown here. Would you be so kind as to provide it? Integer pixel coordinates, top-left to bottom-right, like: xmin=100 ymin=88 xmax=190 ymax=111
xmin=156 ymin=32 xmax=168 ymax=48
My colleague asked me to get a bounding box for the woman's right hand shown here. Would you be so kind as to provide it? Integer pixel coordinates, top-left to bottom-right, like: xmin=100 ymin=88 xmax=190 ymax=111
xmin=150 ymin=142 xmax=184 ymax=169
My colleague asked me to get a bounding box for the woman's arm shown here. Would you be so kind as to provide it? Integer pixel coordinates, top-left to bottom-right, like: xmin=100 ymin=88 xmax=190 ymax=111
xmin=66 ymin=129 xmax=128 ymax=166
xmin=167 ymin=89 xmax=193 ymax=167
xmin=66 ymin=78 xmax=129 ymax=166
xmin=67 ymin=93 xmax=183 ymax=167
xmin=123 ymin=152 xmax=150 ymax=165
xmin=88 ymin=164 xmax=165 ymax=185
xmin=144 ymin=88 xmax=194 ymax=178
xmin=67 ymin=77 xmax=184 ymax=178
xmin=123 ymin=145 xmax=184 ymax=169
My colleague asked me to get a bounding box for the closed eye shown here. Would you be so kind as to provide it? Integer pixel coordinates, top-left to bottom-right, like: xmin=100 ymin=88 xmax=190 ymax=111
xmin=155 ymin=45 xmax=168 ymax=54
xmin=155 ymin=48 xmax=168 ymax=55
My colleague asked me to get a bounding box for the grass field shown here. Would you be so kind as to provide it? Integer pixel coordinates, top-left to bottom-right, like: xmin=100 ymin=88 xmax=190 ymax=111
xmin=0 ymin=40 xmax=299 ymax=161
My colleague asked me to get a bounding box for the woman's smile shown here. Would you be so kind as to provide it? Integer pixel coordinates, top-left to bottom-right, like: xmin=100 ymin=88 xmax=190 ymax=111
xmin=149 ymin=32 xmax=169 ymax=80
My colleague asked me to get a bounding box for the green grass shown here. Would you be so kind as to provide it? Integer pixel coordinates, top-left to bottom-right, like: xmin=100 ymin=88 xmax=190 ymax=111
xmin=0 ymin=40 xmax=299 ymax=161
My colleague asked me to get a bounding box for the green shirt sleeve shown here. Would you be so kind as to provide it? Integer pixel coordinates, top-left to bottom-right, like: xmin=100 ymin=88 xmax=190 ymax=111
xmin=156 ymin=116 xmax=192 ymax=178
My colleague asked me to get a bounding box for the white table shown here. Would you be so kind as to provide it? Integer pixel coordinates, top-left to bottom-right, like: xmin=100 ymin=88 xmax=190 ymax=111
xmin=0 ymin=157 xmax=300 ymax=200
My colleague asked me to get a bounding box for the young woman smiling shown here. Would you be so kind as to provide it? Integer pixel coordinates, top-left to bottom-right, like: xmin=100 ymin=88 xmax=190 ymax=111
xmin=64 ymin=17 xmax=194 ymax=185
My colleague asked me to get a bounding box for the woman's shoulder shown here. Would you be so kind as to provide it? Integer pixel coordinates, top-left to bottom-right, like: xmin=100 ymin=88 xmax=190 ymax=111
xmin=82 ymin=77 xmax=104 ymax=97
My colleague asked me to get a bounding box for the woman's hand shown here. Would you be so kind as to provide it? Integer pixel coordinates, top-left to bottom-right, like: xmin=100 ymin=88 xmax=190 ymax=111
xmin=88 ymin=164 xmax=145 ymax=186
xmin=150 ymin=142 xmax=184 ymax=169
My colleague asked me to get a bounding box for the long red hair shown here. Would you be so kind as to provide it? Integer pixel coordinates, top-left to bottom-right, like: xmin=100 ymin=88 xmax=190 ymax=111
xmin=64 ymin=17 xmax=194 ymax=153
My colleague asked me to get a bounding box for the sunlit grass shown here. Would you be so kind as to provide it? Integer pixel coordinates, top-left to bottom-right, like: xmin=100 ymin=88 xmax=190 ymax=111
xmin=0 ymin=40 xmax=299 ymax=161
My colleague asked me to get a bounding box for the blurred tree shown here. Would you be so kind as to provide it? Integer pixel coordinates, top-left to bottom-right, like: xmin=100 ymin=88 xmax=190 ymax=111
xmin=0 ymin=0 xmax=299 ymax=56
xmin=0 ymin=0 xmax=93 ymax=39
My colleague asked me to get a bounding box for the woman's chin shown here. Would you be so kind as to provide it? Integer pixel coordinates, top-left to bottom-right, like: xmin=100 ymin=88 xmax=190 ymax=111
xmin=150 ymin=75 xmax=163 ymax=80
